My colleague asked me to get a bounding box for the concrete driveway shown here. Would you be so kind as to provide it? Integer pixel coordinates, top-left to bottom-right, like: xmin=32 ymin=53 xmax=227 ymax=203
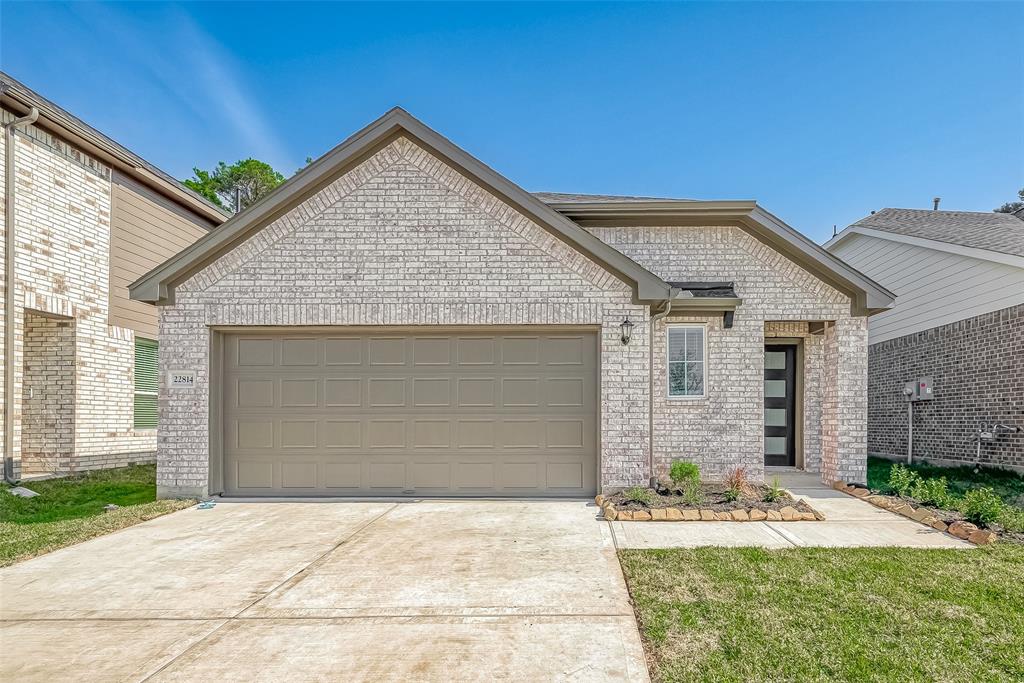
xmin=1 ymin=501 xmax=648 ymax=682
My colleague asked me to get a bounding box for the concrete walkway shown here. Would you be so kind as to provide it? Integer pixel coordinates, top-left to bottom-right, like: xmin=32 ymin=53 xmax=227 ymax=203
xmin=1 ymin=501 xmax=648 ymax=682
xmin=610 ymin=471 xmax=973 ymax=550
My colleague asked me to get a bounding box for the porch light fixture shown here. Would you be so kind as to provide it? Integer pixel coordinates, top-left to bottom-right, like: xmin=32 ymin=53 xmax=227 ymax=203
xmin=620 ymin=318 xmax=634 ymax=345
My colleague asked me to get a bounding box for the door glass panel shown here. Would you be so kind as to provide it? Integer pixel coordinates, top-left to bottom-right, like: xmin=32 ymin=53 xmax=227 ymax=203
xmin=764 ymin=408 xmax=786 ymax=427
xmin=764 ymin=379 xmax=787 ymax=398
xmin=764 ymin=436 xmax=787 ymax=454
xmin=765 ymin=351 xmax=786 ymax=370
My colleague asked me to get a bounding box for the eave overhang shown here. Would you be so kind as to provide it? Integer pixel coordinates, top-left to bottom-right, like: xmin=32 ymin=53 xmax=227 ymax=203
xmin=548 ymin=201 xmax=895 ymax=316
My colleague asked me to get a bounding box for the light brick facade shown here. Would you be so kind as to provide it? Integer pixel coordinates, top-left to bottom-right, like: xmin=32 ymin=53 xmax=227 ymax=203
xmin=1 ymin=109 xmax=208 ymax=478
xmin=588 ymin=227 xmax=867 ymax=485
xmin=156 ymin=136 xmax=870 ymax=497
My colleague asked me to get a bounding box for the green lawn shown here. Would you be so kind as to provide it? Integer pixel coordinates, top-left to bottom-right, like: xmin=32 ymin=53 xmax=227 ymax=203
xmin=867 ymin=456 xmax=1024 ymax=508
xmin=621 ymin=546 xmax=1024 ymax=683
xmin=0 ymin=464 xmax=193 ymax=566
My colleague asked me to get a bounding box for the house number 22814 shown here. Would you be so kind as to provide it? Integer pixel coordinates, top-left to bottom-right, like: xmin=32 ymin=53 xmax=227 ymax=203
xmin=169 ymin=371 xmax=196 ymax=388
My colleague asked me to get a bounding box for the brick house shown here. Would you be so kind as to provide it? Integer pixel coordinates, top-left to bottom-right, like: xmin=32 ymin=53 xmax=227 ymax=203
xmin=132 ymin=108 xmax=893 ymax=499
xmin=827 ymin=208 xmax=1024 ymax=472
xmin=1 ymin=73 xmax=227 ymax=480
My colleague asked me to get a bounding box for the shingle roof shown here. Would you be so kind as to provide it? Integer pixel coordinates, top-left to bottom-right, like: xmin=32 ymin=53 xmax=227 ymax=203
xmin=851 ymin=208 xmax=1024 ymax=257
xmin=533 ymin=192 xmax=694 ymax=203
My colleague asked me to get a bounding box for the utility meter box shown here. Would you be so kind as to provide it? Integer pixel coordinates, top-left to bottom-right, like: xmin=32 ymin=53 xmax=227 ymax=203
xmin=904 ymin=377 xmax=934 ymax=402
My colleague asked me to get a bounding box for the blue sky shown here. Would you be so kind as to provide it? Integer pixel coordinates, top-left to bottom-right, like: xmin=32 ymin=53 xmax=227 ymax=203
xmin=2 ymin=2 xmax=1022 ymax=242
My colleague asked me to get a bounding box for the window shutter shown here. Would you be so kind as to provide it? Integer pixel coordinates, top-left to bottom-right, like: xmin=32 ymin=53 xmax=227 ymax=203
xmin=134 ymin=338 xmax=159 ymax=429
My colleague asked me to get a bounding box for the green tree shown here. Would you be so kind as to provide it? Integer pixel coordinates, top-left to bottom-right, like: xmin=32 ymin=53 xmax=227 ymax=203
xmin=994 ymin=187 xmax=1024 ymax=214
xmin=182 ymin=168 xmax=224 ymax=208
xmin=183 ymin=159 xmax=286 ymax=213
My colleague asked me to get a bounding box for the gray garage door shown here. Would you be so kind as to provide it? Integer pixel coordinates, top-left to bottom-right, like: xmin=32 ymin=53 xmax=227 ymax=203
xmin=222 ymin=330 xmax=598 ymax=497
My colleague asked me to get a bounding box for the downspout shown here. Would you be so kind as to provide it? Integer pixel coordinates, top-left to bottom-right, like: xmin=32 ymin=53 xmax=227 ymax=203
xmin=3 ymin=105 xmax=39 ymax=484
xmin=648 ymin=287 xmax=678 ymax=486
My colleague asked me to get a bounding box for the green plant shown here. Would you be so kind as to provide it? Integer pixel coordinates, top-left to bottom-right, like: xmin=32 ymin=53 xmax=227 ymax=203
xmin=958 ymin=487 xmax=1004 ymax=526
xmin=909 ymin=476 xmax=953 ymax=508
xmin=888 ymin=463 xmax=920 ymax=497
xmin=669 ymin=461 xmax=701 ymax=486
xmin=681 ymin=480 xmax=705 ymax=507
xmin=996 ymin=506 xmax=1024 ymax=533
xmin=762 ymin=477 xmax=785 ymax=503
xmin=723 ymin=487 xmax=741 ymax=502
xmin=723 ymin=466 xmax=754 ymax=499
xmin=623 ymin=486 xmax=655 ymax=506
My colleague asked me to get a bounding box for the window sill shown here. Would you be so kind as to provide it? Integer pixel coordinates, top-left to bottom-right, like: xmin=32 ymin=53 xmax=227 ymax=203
xmin=666 ymin=395 xmax=708 ymax=402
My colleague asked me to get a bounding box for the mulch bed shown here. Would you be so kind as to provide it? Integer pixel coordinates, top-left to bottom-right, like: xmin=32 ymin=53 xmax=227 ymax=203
xmin=607 ymin=483 xmax=821 ymax=517
xmin=883 ymin=493 xmax=1024 ymax=545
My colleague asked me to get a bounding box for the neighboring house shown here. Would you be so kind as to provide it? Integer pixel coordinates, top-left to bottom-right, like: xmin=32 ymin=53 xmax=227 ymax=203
xmin=132 ymin=108 xmax=892 ymax=499
xmin=826 ymin=208 xmax=1024 ymax=472
xmin=1 ymin=72 xmax=227 ymax=480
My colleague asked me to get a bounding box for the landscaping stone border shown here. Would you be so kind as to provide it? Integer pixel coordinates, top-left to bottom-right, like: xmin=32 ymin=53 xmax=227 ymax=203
xmin=595 ymin=495 xmax=822 ymax=522
xmin=831 ymin=481 xmax=997 ymax=545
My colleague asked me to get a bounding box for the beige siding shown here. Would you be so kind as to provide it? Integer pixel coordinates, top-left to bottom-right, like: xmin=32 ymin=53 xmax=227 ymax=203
xmin=110 ymin=172 xmax=213 ymax=336
xmin=831 ymin=233 xmax=1024 ymax=343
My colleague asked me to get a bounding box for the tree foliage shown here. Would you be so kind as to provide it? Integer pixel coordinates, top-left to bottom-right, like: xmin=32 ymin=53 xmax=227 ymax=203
xmin=183 ymin=159 xmax=286 ymax=213
xmin=994 ymin=187 xmax=1024 ymax=214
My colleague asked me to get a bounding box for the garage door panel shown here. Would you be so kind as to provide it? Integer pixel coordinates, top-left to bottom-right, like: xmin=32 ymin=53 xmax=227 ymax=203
xmin=281 ymin=338 xmax=319 ymax=366
xmin=324 ymin=337 xmax=362 ymax=365
xmin=281 ymin=462 xmax=318 ymax=488
xmin=413 ymin=338 xmax=451 ymax=365
xmin=369 ymin=338 xmax=407 ymax=366
xmin=223 ymin=330 xmax=596 ymax=497
xmin=324 ymin=420 xmax=362 ymax=448
xmin=367 ymin=378 xmax=406 ymax=407
xmin=325 ymin=378 xmax=361 ymax=407
xmin=324 ymin=462 xmax=361 ymax=488
xmin=281 ymin=378 xmax=318 ymax=407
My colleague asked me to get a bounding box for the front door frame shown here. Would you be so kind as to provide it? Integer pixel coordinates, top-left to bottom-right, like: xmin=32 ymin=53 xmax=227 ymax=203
xmin=764 ymin=338 xmax=804 ymax=468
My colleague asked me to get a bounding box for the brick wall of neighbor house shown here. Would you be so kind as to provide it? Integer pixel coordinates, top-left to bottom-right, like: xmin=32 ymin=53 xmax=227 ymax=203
xmin=586 ymin=226 xmax=868 ymax=484
xmin=21 ymin=313 xmax=75 ymax=474
xmin=867 ymin=303 xmax=1024 ymax=470
xmin=0 ymin=110 xmax=156 ymax=478
xmin=157 ymin=137 xmax=651 ymax=497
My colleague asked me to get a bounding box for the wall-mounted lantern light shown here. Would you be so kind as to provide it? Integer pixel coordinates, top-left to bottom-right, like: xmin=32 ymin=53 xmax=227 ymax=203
xmin=620 ymin=318 xmax=634 ymax=345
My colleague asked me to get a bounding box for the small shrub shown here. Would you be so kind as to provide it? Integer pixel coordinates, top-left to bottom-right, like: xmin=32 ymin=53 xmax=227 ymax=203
xmin=622 ymin=486 xmax=655 ymax=506
xmin=724 ymin=466 xmax=757 ymax=499
xmin=669 ymin=461 xmax=701 ymax=486
xmin=996 ymin=506 xmax=1024 ymax=533
xmin=909 ymin=476 xmax=953 ymax=508
xmin=959 ymin=487 xmax=1004 ymax=526
xmin=681 ymin=480 xmax=705 ymax=507
xmin=723 ymin=487 xmax=741 ymax=503
xmin=762 ymin=477 xmax=785 ymax=503
xmin=888 ymin=464 xmax=919 ymax=497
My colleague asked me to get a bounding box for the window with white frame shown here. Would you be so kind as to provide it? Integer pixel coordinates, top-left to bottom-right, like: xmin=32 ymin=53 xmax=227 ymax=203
xmin=667 ymin=325 xmax=705 ymax=398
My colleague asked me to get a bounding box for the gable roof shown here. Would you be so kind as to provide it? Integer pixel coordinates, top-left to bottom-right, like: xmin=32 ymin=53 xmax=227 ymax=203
xmin=845 ymin=208 xmax=1024 ymax=257
xmin=130 ymin=108 xmax=670 ymax=305
xmin=131 ymin=108 xmax=893 ymax=315
xmin=1 ymin=71 xmax=228 ymax=226
xmin=544 ymin=197 xmax=894 ymax=314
